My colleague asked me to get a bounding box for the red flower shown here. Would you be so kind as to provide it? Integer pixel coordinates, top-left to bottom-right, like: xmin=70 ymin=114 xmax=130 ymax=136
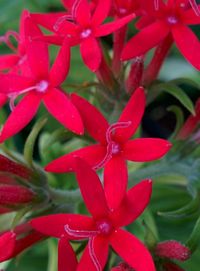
xmin=31 ymin=158 xmax=155 ymax=271
xmin=0 ymin=17 xmax=83 ymax=142
xmin=46 ymin=87 xmax=171 ymax=209
xmin=122 ymin=0 xmax=200 ymax=70
xmin=32 ymin=0 xmax=135 ymax=71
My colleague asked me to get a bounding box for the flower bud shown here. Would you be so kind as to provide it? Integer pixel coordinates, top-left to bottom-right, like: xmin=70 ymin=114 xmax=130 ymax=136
xmin=163 ymin=261 xmax=185 ymax=271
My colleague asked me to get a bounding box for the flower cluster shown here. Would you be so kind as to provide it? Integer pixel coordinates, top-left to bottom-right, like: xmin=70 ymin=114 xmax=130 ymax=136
xmin=0 ymin=0 xmax=200 ymax=270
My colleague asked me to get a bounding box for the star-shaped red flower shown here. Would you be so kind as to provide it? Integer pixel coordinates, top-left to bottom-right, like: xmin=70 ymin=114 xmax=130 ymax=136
xmin=122 ymin=0 xmax=200 ymax=70
xmin=0 ymin=17 xmax=83 ymax=142
xmin=31 ymin=158 xmax=155 ymax=271
xmin=46 ymin=87 xmax=171 ymax=209
xmin=32 ymin=0 xmax=135 ymax=71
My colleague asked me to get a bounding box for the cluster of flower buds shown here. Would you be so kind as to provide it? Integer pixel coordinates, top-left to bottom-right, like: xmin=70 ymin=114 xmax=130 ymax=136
xmin=0 ymin=0 xmax=200 ymax=270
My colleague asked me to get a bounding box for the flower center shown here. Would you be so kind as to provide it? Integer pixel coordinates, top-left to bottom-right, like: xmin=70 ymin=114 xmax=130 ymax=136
xmin=80 ymin=28 xmax=92 ymax=39
xmin=96 ymin=219 xmax=113 ymax=236
xmin=36 ymin=80 xmax=49 ymax=93
xmin=111 ymin=142 xmax=121 ymax=155
xmin=167 ymin=15 xmax=178 ymax=25
xmin=119 ymin=7 xmax=127 ymax=15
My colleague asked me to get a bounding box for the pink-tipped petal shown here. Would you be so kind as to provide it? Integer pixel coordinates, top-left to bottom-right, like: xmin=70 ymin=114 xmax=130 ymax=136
xmin=75 ymin=0 xmax=91 ymax=26
xmin=172 ymin=24 xmax=200 ymax=70
xmin=110 ymin=180 xmax=152 ymax=227
xmin=50 ymin=39 xmax=70 ymax=86
xmin=0 ymin=93 xmax=41 ymax=142
xmin=0 ymin=55 xmax=19 ymax=71
xmin=110 ymin=229 xmax=156 ymax=271
xmin=75 ymin=158 xmax=109 ymax=219
xmin=104 ymin=156 xmax=128 ymax=210
xmin=77 ymin=236 xmax=109 ymax=271
xmin=0 ymin=232 xmax=16 ymax=262
xmin=114 ymin=87 xmax=145 ymax=143
xmin=80 ymin=37 xmax=102 ymax=72
xmin=0 ymin=74 xmax=33 ymax=94
xmin=95 ymin=13 xmax=135 ymax=37
xmin=71 ymin=93 xmax=109 ymax=143
xmin=0 ymin=94 xmax=7 ymax=107
xmin=92 ymin=0 xmax=111 ymax=26
xmin=31 ymin=214 xmax=94 ymax=238
xmin=45 ymin=144 xmax=106 ymax=173
xmin=123 ymin=138 xmax=172 ymax=162
xmin=43 ymin=88 xmax=83 ymax=135
xmin=25 ymin=17 xmax=49 ymax=78
xmin=58 ymin=237 xmax=78 ymax=271
xmin=121 ymin=21 xmax=169 ymax=60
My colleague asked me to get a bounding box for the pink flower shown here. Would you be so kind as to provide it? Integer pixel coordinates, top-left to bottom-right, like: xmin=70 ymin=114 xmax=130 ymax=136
xmin=46 ymin=87 xmax=171 ymax=209
xmin=31 ymin=158 xmax=155 ymax=271
xmin=122 ymin=0 xmax=200 ymax=70
xmin=32 ymin=0 xmax=135 ymax=71
xmin=0 ymin=16 xmax=83 ymax=142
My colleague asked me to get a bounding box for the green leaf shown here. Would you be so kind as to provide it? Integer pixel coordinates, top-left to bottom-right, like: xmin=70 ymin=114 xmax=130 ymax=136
xmin=186 ymin=216 xmax=200 ymax=253
xmin=154 ymin=82 xmax=195 ymax=115
xmin=167 ymin=105 xmax=184 ymax=139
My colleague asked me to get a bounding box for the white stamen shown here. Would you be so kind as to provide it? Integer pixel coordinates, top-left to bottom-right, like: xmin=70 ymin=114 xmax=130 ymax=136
xmin=88 ymin=237 xmax=101 ymax=271
xmin=80 ymin=28 xmax=92 ymax=39
xmin=189 ymin=0 xmax=200 ymax=16
xmin=36 ymin=80 xmax=49 ymax=93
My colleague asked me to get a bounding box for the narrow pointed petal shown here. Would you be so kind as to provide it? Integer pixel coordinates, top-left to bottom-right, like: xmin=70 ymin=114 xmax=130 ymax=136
xmin=18 ymin=10 xmax=30 ymax=54
xmin=45 ymin=144 xmax=106 ymax=173
xmin=0 ymin=54 xmax=19 ymax=71
xmin=77 ymin=236 xmax=109 ymax=271
xmin=31 ymin=214 xmax=94 ymax=238
xmin=75 ymin=0 xmax=91 ymax=26
xmin=0 ymin=94 xmax=7 ymax=107
xmin=31 ymin=12 xmax=67 ymax=32
xmin=92 ymin=0 xmax=111 ymax=26
xmin=95 ymin=14 xmax=135 ymax=37
xmin=110 ymin=180 xmax=152 ymax=227
xmin=104 ymin=156 xmax=128 ymax=210
xmin=43 ymin=88 xmax=83 ymax=135
xmin=76 ymin=158 xmax=109 ymax=219
xmin=0 ymin=74 xmax=33 ymax=94
xmin=121 ymin=21 xmax=169 ymax=60
xmin=71 ymin=93 xmax=109 ymax=143
xmin=58 ymin=238 xmax=77 ymax=271
xmin=123 ymin=138 xmax=171 ymax=162
xmin=110 ymin=229 xmax=156 ymax=271
xmin=0 ymin=232 xmax=16 ymax=262
xmin=172 ymin=24 xmax=200 ymax=70
xmin=50 ymin=39 xmax=70 ymax=86
xmin=80 ymin=37 xmax=102 ymax=71
xmin=0 ymin=93 xmax=41 ymax=142
xmin=25 ymin=17 xmax=49 ymax=78
xmin=181 ymin=8 xmax=200 ymax=25
xmin=114 ymin=87 xmax=145 ymax=143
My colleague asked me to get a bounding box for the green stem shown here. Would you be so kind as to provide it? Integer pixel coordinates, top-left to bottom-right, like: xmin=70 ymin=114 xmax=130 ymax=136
xmin=48 ymin=188 xmax=81 ymax=205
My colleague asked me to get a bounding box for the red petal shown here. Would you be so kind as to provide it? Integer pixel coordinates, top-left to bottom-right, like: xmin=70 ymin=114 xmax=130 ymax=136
xmin=50 ymin=39 xmax=70 ymax=86
xmin=18 ymin=10 xmax=30 ymax=54
xmin=104 ymin=156 xmax=128 ymax=210
xmin=75 ymin=0 xmax=91 ymax=26
xmin=113 ymin=87 xmax=145 ymax=143
xmin=181 ymin=8 xmax=200 ymax=25
xmin=123 ymin=138 xmax=172 ymax=162
xmin=0 ymin=74 xmax=33 ymax=94
xmin=91 ymin=0 xmax=111 ymax=26
xmin=0 ymin=93 xmax=41 ymax=142
xmin=58 ymin=238 xmax=77 ymax=271
xmin=0 ymin=54 xmax=19 ymax=71
xmin=80 ymin=37 xmax=102 ymax=71
xmin=45 ymin=144 xmax=106 ymax=173
xmin=77 ymin=236 xmax=109 ymax=271
xmin=31 ymin=12 xmax=67 ymax=32
xmin=76 ymin=158 xmax=109 ymax=219
xmin=95 ymin=14 xmax=135 ymax=37
xmin=121 ymin=21 xmax=169 ymax=60
xmin=172 ymin=24 xmax=200 ymax=70
xmin=71 ymin=93 xmax=109 ymax=143
xmin=0 ymin=94 xmax=7 ymax=107
xmin=110 ymin=229 xmax=156 ymax=271
xmin=110 ymin=180 xmax=152 ymax=227
xmin=25 ymin=17 xmax=49 ymax=78
xmin=43 ymin=88 xmax=83 ymax=135
xmin=30 ymin=214 xmax=94 ymax=238
xmin=0 ymin=232 xmax=16 ymax=262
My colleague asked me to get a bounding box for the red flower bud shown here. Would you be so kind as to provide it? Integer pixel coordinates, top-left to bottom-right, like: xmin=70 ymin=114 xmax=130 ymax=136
xmin=0 ymin=185 xmax=34 ymax=205
xmin=155 ymin=240 xmax=190 ymax=262
xmin=0 ymin=232 xmax=16 ymax=262
xmin=163 ymin=261 xmax=185 ymax=271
